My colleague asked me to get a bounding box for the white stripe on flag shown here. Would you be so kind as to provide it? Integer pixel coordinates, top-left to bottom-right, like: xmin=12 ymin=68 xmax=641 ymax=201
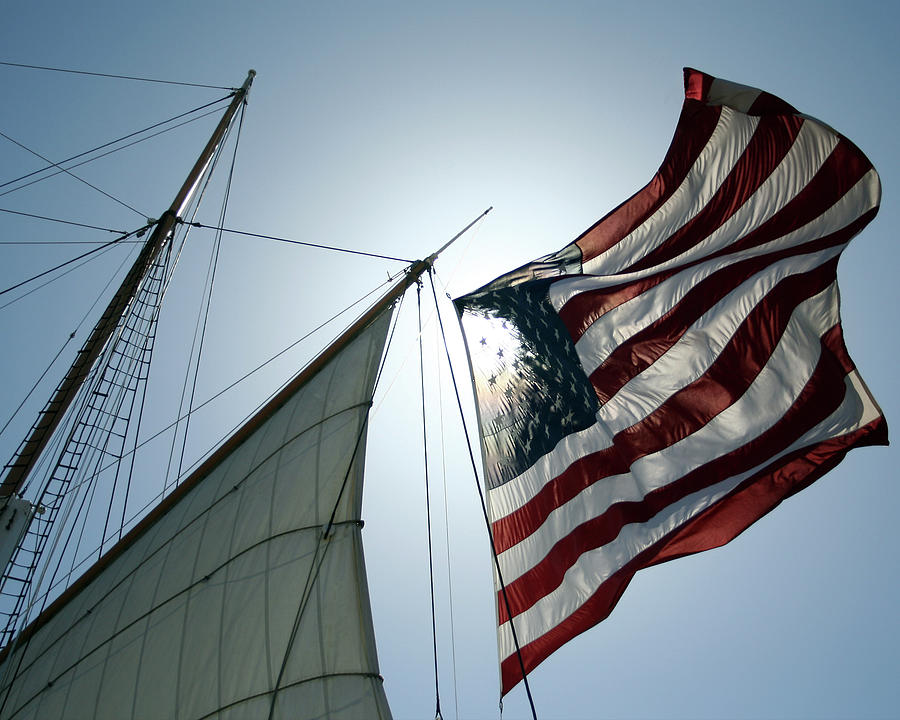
xmin=498 ymin=371 xmax=881 ymax=661
xmin=583 ymin=107 xmax=758 ymax=275
xmin=494 ymin=281 xmax=841 ymax=582
xmin=487 ymin=249 xmax=844 ymax=522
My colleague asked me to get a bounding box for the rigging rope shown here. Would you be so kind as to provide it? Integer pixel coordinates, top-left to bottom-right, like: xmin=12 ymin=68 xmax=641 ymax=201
xmin=0 ymin=130 xmax=147 ymax=218
xmin=57 ymin=272 xmax=400 ymax=520
xmin=0 ymin=223 xmax=150 ymax=298
xmin=266 ymin=289 xmax=408 ymax=720
xmin=0 ymin=207 xmax=125 ymax=233
xmin=0 ymin=239 xmax=141 ymax=456
xmin=434 ymin=302 xmax=461 ymax=719
xmin=186 ymin=222 xmax=415 ymax=263
xmin=0 ymin=61 xmax=234 ymax=90
xmin=0 ymin=95 xmax=231 ymax=193
xmin=0 ymin=230 xmax=140 ymax=314
xmin=0 ymin=105 xmax=228 ymax=201
xmin=417 ymin=282 xmax=443 ymax=720
xmin=426 ymin=270 xmax=539 ymax=720
xmin=172 ymin=103 xmax=244 ymax=485
xmin=162 ymin=99 xmax=246 ymax=491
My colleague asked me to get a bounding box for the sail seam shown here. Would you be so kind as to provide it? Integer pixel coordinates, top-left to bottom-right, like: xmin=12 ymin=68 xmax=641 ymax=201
xmin=266 ymin=383 xmax=379 ymax=717
xmin=0 ymin=522 xmax=365 ymax=716
xmin=266 ymin=309 xmax=396 ymax=720
xmin=3 ymin=399 xmax=372 ymax=654
xmin=193 ymin=672 xmax=386 ymax=720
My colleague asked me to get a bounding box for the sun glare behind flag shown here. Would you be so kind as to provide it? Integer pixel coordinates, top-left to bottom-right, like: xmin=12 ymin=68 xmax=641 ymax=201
xmin=454 ymin=68 xmax=887 ymax=696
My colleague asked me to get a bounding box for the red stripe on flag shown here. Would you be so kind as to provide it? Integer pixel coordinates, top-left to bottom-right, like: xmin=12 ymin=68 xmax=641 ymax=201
xmin=558 ymin=205 xmax=877 ymax=347
xmin=647 ymin=416 xmax=888 ymax=566
xmin=623 ymin=113 xmax=805 ymax=273
xmin=498 ymin=415 xmax=888 ymax=694
xmin=497 ymin=318 xmax=853 ymax=623
xmin=723 ymin=139 xmax=874 ymax=257
xmin=492 ymin=259 xmax=839 ymax=555
xmin=587 ymin=251 xmax=838 ymax=403
xmin=499 ymin=321 xmax=856 ymax=622
xmin=683 ymin=67 xmax=713 ymax=102
xmin=748 ymin=90 xmax=799 ymax=117
xmin=573 ymin=101 xmax=721 ymax=264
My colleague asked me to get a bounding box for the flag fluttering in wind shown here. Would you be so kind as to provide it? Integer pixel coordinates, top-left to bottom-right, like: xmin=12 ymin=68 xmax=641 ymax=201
xmin=455 ymin=68 xmax=887 ymax=695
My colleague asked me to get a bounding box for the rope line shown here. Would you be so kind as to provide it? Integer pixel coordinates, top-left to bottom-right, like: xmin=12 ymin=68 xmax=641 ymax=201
xmin=417 ymin=283 xmax=443 ymax=719
xmin=0 ymin=207 xmax=125 ymax=233
xmin=0 ymin=95 xmax=231 ymax=193
xmin=267 ymin=331 xmax=395 ymax=720
xmin=0 ymin=239 xmax=143 ymax=245
xmin=0 ymin=130 xmax=146 ymax=218
xmin=427 ymin=270 xmax=539 ymax=720
xmin=0 ymin=61 xmax=234 ymax=90
xmin=66 ymin=273 xmax=397 ymax=508
xmin=173 ymin=102 xmax=244 ymax=484
xmin=187 ymin=222 xmax=415 ymax=263
xmin=434 ymin=302 xmax=460 ymax=719
xmin=161 ymin=103 xmax=242 ymax=493
xmin=0 ymin=223 xmax=150 ymax=298
xmin=0 ymin=237 xmax=141 ymax=445
xmin=0 ymin=105 xmax=228 ymax=203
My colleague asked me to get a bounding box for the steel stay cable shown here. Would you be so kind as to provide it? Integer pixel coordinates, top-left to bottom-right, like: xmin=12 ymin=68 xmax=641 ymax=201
xmin=1 ymin=105 xmax=230 ymax=208
xmin=160 ymin=100 xmax=245 ymax=494
xmin=0 ymin=239 xmax=143 ymax=245
xmin=0 ymin=243 xmax=130 ymax=312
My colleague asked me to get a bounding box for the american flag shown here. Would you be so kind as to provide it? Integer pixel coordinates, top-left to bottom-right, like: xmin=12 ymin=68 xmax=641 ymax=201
xmin=454 ymin=68 xmax=887 ymax=695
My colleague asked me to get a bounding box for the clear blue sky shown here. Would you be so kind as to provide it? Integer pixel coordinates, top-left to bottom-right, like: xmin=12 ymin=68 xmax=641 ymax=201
xmin=1 ymin=2 xmax=897 ymax=718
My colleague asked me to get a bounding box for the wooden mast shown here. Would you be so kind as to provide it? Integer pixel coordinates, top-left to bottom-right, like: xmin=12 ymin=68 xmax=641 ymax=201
xmin=0 ymin=70 xmax=256 ymax=498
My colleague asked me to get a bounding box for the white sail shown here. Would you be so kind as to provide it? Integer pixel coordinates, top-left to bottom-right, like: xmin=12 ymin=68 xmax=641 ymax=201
xmin=0 ymin=306 xmax=394 ymax=720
